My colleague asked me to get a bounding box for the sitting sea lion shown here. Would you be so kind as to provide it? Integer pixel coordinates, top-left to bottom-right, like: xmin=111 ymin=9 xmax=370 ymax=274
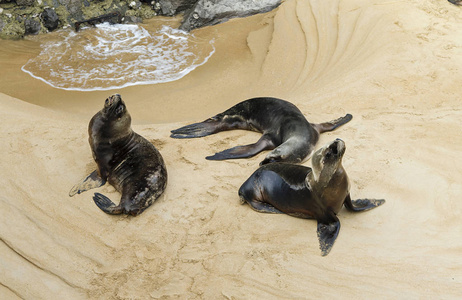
xmin=69 ymin=94 xmax=167 ymax=216
xmin=170 ymin=97 xmax=352 ymax=165
xmin=238 ymin=139 xmax=385 ymax=256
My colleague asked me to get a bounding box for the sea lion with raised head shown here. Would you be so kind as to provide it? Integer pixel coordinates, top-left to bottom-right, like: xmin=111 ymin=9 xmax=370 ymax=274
xmin=170 ymin=97 xmax=352 ymax=165
xmin=238 ymin=139 xmax=385 ymax=256
xmin=69 ymin=94 xmax=167 ymax=216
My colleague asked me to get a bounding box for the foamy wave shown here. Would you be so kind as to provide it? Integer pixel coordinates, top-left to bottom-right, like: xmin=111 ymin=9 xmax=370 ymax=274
xmin=21 ymin=23 xmax=215 ymax=91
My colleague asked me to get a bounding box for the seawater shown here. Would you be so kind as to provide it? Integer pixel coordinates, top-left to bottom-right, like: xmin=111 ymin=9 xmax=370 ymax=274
xmin=21 ymin=23 xmax=215 ymax=91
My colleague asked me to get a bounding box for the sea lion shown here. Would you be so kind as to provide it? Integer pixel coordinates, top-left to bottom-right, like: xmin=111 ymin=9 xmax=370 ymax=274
xmin=170 ymin=97 xmax=352 ymax=165
xmin=69 ymin=94 xmax=167 ymax=216
xmin=448 ymin=0 xmax=461 ymax=5
xmin=238 ymin=139 xmax=385 ymax=256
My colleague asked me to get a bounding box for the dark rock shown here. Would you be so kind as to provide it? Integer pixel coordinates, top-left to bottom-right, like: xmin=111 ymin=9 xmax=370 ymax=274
xmin=157 ymin=0 xmax=196 ymax=16
xmin=16 ymin=0 xmax=36 ymax=6
xmin=122 ymin=15 xmax=142 ymax=23
xmin=179 ymin=0 xmax=281 ymax=31
xmin=59 ymin=0 xmax=83 ymax=16
xmin=41 ymin=8 xmax=59 ymax=31
xmin=74 ymin=11 xmax=122 ymax=31
xmin=24 ymin=17 xmax=41 ymax=34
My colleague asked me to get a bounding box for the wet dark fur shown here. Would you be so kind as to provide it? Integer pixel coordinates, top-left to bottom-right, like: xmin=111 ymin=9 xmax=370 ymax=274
xmin=171 ymin=97 xmax=352 ymax=165
xmin=69 ymin=94 xmax=167 ymax=216
xmin=238 ymin=139 xmax=385 ymax=256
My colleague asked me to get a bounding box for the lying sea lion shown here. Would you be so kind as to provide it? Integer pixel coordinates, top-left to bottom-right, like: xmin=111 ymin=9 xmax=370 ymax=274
xmin=69 ymin=94 xmax=167 ymax=216
xmin=238 ymin=139 xmax=385 ymax=256
xmin=448 ymin=0 xmax=461 ymax=5
xmin=170 ymin=97 xmax=352 ymax=165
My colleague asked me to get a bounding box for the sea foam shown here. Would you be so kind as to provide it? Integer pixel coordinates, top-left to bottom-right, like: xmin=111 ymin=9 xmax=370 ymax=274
xmin=21 ymin=23 xmax=215 ymax=91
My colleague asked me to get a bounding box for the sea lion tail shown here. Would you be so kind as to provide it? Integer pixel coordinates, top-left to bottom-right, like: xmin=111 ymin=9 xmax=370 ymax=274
xmin=315 ymin=114 xmax=353 ymax=133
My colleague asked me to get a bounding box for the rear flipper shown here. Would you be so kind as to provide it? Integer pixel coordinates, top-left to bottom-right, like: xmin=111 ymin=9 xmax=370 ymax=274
xmin=344 ymin=194 xmax=385 ymax=212
xmin=317 ymin=212 xmax=341 ymax=256
xmin=69 ymin=170 xmax=106 ymax=197
xmin=170 ymin=120 xmax=222 ymax=139
xmin=315 ymin=113 xmax=353 ymax=133
xmin=93 ymin=193 xmax=123 ymax=215
xmin=206 ymin=135 xmax=274 ymax=160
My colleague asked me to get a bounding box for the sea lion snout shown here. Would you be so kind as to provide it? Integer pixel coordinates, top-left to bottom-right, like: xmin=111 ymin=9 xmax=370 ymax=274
xmin=105 ymin=94 xmax=122 ymax=107
xmin=103 ymin=94 xmax=126 ymax=118
xmin=329 ymin=139 xmax=345 ymax=157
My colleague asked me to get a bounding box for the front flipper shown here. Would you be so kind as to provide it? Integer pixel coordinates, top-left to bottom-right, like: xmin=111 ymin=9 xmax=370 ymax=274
xmin=93 ymin=193 xmax=123 ymax=215
xmin=206 ymin=135 xmax=274 ymax=160
xmin=344 ymin=194 xmax=385 ymax=212
xmin=170 ymin=120 xmax=221 ymax=139
xmin=245 ymin=199 xmax=284 ymax=214
xmin=317 ymin=212 xmax=340 ymax=256
xmin=69 ymin=170 xmax=106 ymax=197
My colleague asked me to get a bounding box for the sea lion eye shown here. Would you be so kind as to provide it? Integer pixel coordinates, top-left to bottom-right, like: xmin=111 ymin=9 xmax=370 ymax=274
xmin=116 ymin=105 xmax=124 ymax=114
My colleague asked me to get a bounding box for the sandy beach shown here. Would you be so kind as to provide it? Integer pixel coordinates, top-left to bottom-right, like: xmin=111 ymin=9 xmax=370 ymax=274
xmin=1 ymin=0 xmax=461 ymax=298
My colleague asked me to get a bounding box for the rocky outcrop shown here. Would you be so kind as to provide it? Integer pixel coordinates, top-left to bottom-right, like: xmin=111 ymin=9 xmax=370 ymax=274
xmin=41 ymin=7 xmax=59 ymax=31
xmin=156 ymin=0 xmax=196 ymax=16
xmin=179 ymin=0 xmax=281 ymax=31
xmin=0 ymin=0 xmax=281 ymax=39
xmin=0 ymin=0 xmax=152 ymax=39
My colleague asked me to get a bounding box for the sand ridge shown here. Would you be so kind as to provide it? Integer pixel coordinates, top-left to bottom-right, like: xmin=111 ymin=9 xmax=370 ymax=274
xmin=1 ymin=0 xmax=461 ymax=298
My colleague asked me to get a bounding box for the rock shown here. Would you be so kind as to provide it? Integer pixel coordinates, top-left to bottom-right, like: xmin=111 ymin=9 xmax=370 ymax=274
xmin=179 ymin=0 xmax=281 ymax=31
xmin=41 ymin=8 xmax=59 ymax=31
xmin=129 ymin=0 xmax=141 ymax=9
xmin=0 ymin=0 xmax=282 ymax=39
xmin=122 ymin=15 xmax=142 ymax=23
xmin=157 ymin=0 xmax=196 ymax=16
xmin=60 ymin=0 xmax=83 ymax=16
xmin=16 ymin=0 xmax=36 ymax=6
xmin=0 ymin=18 xmax=25 ymax=39
xmin=24 ymin=17 xmax=41 ymax=34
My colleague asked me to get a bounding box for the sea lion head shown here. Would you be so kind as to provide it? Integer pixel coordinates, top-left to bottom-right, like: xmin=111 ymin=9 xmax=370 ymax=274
xmin=310 ymin=139 xmax=346 ymax=186
xmin=102 ymin=94 xmax=129 ymax=120
xmin=96 ymin=94 xmax=132 ymax=138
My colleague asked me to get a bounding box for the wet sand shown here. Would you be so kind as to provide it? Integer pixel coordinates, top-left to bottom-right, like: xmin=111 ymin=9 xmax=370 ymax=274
xmin=1 ymin=0 xmax=462 ymax=298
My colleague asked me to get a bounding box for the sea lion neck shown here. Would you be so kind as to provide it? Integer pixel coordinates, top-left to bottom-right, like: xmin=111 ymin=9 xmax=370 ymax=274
xmin=88 ymin=110 xmax=133 ymax=144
